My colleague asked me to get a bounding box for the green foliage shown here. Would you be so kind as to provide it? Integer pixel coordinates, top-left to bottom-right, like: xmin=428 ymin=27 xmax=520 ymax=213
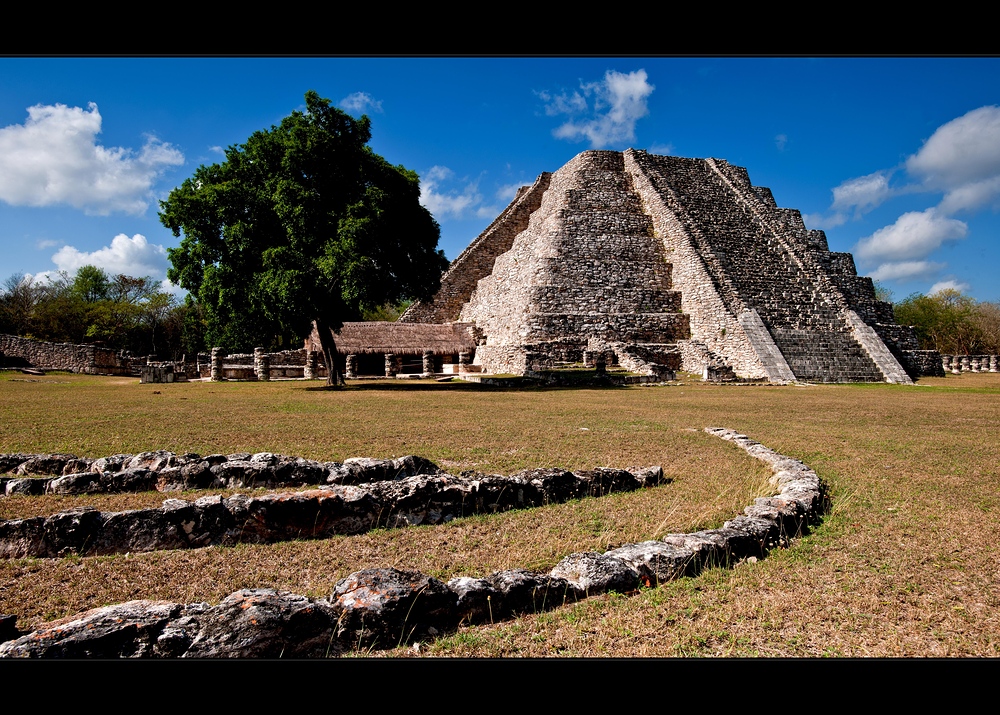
xmin=71 ymin=265 xmax=110 ymax=303
xmin=873 ymin=281 xmax=893 ymax=304
xmin=160 ymin=91 xmax=448 ymax=373
xmin=894 ymin=289 xmax=1000 ymax=354
xmin=0 ymin=268 xmax=178 ymax=357
xmin=361 ymin=300 xmax=413 ymax=322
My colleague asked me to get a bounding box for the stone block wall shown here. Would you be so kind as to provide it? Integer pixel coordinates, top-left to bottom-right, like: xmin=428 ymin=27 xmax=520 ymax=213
xmin=0 ymin=334 xmax=131 ymax=375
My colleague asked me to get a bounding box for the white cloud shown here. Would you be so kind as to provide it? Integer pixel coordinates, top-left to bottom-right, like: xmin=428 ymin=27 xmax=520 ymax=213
xmin=802 ymin=212 xmax=847 ymax=230
xmin=907 ymin=105 xmax=1000 ymax=187
xmin=339 ymin=92 xmax=383 ymax=115
xmin=419 ymin=166 xmax=484 ymax=219
xmin=0 ymin=102 xmax=183 ymax=215
xmin=51 ymin=233 xmax=170 ymax=279
xmin=937 ymin=174 xmax=1000 ymax=214
xmin=537 ymin=89 xmax=588 ymax=116
xmin=868 ymin=260 xmax=946 ymax=281
xmin=35 ymin=238 xmax=60 ymax=250
xmin=775 ymin=134 xmax=788 ymax=151
xmin=831 ymin=171 xmax=893 ymax=214
xmin=208 ymin=145 xmax=225 ymax=155
xmin=542 ymin=69 xmax=655 ymax=148
xmin=906 ymin=105 xmax=1000 ymax=213
xmin=929 ymin=279 xmax=971 ymax=294
xmin=855 ymin=209 xmax=967 ymax=263
xmin=647 ymin=142 xmax=675 ymax=156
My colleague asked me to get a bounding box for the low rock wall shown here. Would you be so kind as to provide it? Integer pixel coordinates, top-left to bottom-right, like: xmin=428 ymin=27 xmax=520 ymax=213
xmin=0 ymin=451 xmax=665 ymax=558
xmin=0 ymin=428 xmax=825 ymax=657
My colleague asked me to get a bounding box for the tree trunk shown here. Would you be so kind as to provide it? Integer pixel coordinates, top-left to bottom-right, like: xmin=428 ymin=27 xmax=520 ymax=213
xmin=314 ymin=317 xmax=345 ymax=387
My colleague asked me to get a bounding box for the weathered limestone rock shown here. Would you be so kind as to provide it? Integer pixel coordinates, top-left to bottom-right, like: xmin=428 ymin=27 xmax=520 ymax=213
xmin=484 ymin=569 xmax=577 ymax=618
xmin=0 ymin=600 xmax=184 ymax=658
xmin=549 ymin=552 xmax=640 ymax=595
xmin=604 ymin=541 xmax=695 ymax=586
xmin=181 ymin=590 xmax=338 ymax=658
xmin=331 ymin=569 xmax=456 ymax=648
xmin=446 ymin=577 xmax=501 ymax=625
xmin=210 ymin=347 xmax=225 ymax=381
xmin=253 ymin=347 xmax=270 ymax=381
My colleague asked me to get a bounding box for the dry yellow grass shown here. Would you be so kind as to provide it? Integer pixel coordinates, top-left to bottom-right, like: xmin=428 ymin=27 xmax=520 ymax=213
xmin=1 ymin=371 xmax=998 ymax=656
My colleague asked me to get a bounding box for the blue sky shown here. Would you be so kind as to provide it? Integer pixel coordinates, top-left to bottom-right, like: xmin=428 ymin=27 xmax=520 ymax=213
xmin=2 ymin=57 xmax=999 ymax=303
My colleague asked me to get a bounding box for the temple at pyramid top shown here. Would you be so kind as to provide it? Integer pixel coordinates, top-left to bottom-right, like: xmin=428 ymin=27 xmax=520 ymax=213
xmin=400 ymin=149 xmax=941 ymax=383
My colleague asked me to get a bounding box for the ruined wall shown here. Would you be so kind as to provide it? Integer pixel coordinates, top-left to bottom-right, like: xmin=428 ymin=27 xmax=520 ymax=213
xmin=0 ymin=334 xmax=132 ymax=375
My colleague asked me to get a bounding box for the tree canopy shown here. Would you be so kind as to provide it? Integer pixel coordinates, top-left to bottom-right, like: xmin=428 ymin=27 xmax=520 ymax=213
xmin=160 ymin=91 xmax=448 ymax=385
xmin=894 ymin=289 xmax=1000 ymax=355
xmin=0 ymin=267 xmax=180 ymax=357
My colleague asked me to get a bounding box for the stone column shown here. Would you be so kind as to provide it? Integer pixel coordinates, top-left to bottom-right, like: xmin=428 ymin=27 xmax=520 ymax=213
xmin=594 ymin=352 xmax=607 ymax=374
xmin=458 ymin=351 xmax=471 ymax=372
xmin=951 ymin=355 xmax=961 ymax=374
xmin=422 ymin=350 xmax=435 ymax=378
xmin=254 ymin=348 xmax=270 ymax=381
xmin=304 ymin=350 xmax=317 ymax=380
xmin=990 ymin=355 xmax=998 ymax=373
xmin=210 ymin=348 xmax=226 ymax=381
xmin=345 ymin=354 xmax=358 ymax=379
xmin=973 ymin=356 xmax=982 ymax=372
xmin=961 ymin=355 xmax=970 ymax=373
xmin=384 ymin=353 xmax=397 ymax=378
xmin=942 ymin=355 xmax=951 ymax=373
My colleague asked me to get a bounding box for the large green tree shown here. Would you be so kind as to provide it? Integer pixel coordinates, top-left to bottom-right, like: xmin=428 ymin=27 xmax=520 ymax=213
xmin=160 ymin=91 xmax=447 ymax=385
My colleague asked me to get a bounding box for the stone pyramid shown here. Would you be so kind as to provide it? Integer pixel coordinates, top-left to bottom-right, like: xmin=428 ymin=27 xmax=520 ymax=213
xmin=402 ymin=149 xmax=940 ymax=383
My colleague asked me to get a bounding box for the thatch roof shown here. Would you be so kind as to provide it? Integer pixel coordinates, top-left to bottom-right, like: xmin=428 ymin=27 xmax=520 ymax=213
xmin=307 ymin=322 xmax=477 ymax=356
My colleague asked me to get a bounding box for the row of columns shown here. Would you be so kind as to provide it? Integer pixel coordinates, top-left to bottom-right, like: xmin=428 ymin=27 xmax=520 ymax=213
xmin=941 ymin=354 xmax=998 ymax=374
xmin=374 ymin=351 xmax=471 ymax=378
xmin=209 ymin=348 xmax=475 ymax=381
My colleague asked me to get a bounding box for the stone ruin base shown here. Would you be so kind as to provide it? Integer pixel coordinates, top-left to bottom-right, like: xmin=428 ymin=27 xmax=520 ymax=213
xmin=0 ymin=428 xmax=825 ymax=657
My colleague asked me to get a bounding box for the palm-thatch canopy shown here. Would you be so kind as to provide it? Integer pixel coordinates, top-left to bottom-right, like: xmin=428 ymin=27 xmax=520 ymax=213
xmin=307 ymin=322 xmax=477 ymax=356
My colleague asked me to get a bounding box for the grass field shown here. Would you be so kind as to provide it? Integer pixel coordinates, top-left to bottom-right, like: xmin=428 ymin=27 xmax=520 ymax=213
xmin=1 ymin=370 xmax=998 ymax=657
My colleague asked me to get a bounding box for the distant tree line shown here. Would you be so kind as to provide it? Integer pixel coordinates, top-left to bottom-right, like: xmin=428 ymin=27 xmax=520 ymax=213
xmin=0 ymin=266 xmax=206 ymax=359
xmin=893 ymin=289 xmax=1000 ymax=355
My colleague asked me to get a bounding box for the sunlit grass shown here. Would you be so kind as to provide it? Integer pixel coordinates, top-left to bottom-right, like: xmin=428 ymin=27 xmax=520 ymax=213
xmin=2 ymin=371 xmax=999 ymax=656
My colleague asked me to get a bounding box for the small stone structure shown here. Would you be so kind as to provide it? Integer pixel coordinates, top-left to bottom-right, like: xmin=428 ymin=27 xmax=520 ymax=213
xmin=0 ymin=428 xmax=825 ymax=658
xmin=305 ymin=321 xmax=478 ymax=378
xmin=400 ymin=150 xmax=941 ymax=383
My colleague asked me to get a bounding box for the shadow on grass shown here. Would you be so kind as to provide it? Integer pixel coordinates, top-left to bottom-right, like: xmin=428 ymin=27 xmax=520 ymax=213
xmin=302 ymin=379 xmax=631 ymax=393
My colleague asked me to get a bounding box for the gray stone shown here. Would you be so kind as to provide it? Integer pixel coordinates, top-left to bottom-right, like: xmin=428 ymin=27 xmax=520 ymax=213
xmin=485 ymin=569 xmax=576 ymax=617
xmin=182 ymin=590 xmax=338 ymax=658
xmin=550 ymin=552 xmax=640 ymax=595
xmin=0 ymin=600 xmax=183 ymax=658
xmin=331 ymin=569 xmax=456 ymax=648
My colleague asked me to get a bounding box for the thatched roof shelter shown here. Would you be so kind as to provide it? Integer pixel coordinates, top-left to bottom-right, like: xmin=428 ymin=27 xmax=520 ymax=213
xmin=307 ymin=322 xmax=477 ymax=356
